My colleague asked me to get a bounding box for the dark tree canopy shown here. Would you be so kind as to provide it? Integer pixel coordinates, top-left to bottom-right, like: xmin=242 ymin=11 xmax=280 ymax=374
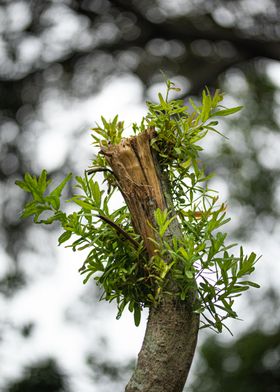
xmin=190 ymin=326 xmax=280 ymax=392
xmin=3 ymin=358 xmax=69 ymax=392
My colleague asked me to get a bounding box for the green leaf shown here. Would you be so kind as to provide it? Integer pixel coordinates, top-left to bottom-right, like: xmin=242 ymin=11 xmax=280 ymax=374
xmin=158 ymin=92 xmax=167 ymax=108
xmin=38 ymin=169 xmax=50 ymax=194
xmin=211 ymin=106 xmax=243 ymax=117
xmin=185 ymin=270 xmax=193 ymax=279
xmin=21 ymin=202 xmax=48 ymax=219
xmin=90 ymin=180 xmax=102 ymax=207
xmin=248 ymin=252 xmax=257 ymax=265
xmin=50 ymin=173 xmax=72 ymax=200
xmin=201 ymin=89 xmax=211 ymax=122
xmin=231 ymin=260 xmax=238 ymax=277
xmin=83 ymin=270 xmax=95 ymax=284
xmin=72 ymin=198 xmax=95 ymax=210
xmin=159 ymin=219 xmax=173 ymax=237
xmin=211 ymin=89 xmax=224 ymax=108
xmin=133 ymin=305 xmax=141 ymax=327
xmin=58 ymin=230 xmax=72 ymax=245
xmin=116 ymin=300 xmax=127 ymax=320
xmin=128 ymin=301 xmax=134 ymax=313
xmin=230 ymin=285 xmax=250 ymax=294
xmin=15 ymin=179 xmax=32 ymax=192
xmin=189 ymin=98 xmax=200 ymax=114
xmin=22 ymin=172 xmax=45 ymax=202
xmin=39 ymin=211 xmax=66 ymax=225
xmin=45 ymin=195 xmax=60 ymax=210
xmin=240 ymin=280 xmax=260 ymax=288
xmin=179 ymin=247 xmax=189 ymax=259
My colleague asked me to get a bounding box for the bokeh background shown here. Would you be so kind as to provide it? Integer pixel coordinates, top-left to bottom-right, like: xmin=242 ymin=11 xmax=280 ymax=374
xmin=1 ymin=1 xmax=280 ymax=391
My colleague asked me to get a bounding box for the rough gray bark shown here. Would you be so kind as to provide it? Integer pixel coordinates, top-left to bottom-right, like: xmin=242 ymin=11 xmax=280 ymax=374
xmin=126 ymin=297 xmax=199 ymax=392
xmin=102 ymin=130 xmax=199 ymax=392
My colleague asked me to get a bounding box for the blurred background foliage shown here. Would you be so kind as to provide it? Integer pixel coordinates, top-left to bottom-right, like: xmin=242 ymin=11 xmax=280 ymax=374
xmin=188 ymin=287 xmax=280 ymax=392
xmin=0 ymin=0 xmax=280 ymax=391
xmin=189 ymin=327 xmax=280 ymax=392
xmin=3 ymin=358 xmax=69 ymax=392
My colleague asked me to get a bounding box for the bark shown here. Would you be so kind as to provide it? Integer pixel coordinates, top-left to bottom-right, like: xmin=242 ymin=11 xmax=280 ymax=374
xmin=102 ymin=130 xmax=199 ymax=392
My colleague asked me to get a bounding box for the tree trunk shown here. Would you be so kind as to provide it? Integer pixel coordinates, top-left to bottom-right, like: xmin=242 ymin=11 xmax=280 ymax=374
xmin=102 ymin=130 xmax=199 ymax=392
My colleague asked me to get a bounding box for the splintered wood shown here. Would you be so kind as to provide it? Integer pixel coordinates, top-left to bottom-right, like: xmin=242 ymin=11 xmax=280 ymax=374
xmin=101 ymin=130 xmax=166 ymax=257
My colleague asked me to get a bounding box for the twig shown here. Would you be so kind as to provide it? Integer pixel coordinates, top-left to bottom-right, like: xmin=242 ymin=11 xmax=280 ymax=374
xmin=87 ymin=167 xmax=114 ymax=176
xmin=97 ymin=214 xmax=140 ymax=249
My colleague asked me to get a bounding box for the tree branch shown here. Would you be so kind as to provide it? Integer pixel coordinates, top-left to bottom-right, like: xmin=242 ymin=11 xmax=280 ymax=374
xmin=102 ymin=129 xmax=199 ymax=392
xmin=87 ymin=167 xmax=114 ymax=176
xmin=97 ymin=214 xmax=140 ymax=249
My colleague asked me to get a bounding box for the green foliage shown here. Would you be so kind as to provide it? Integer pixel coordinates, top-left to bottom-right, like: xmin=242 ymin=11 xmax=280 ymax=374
xmin=16 ymin=80 xmax=259 ymax=332
xmin=145 ymin=81 xmax=241 ymax=169
xmin=189 ymin=326 xmax=280 ymax=392
xmin=16 ymin=170 xmax=151 ymax=326
xmin=15 ymin=171 xmax=71 ymax=223
xmin=151 ymin=205 xmax=259 ymax=333
xmin=91 ymin=115 xmax=125 ymax=147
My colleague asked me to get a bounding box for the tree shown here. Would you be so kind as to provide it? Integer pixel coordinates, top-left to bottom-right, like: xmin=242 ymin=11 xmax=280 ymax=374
xmin=1 ymin=0 xmax=279 ymax=390
xmin=16 ymin=80 xmax=259 ymax=392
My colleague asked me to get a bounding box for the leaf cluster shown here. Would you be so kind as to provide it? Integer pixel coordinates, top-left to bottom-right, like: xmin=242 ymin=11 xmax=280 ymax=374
xmin=91 ymin=115 xmax=125 ymax=147
xmin=145 ymin=80 xmax=241 ymax=170
xmin=150 ymin=205 xmax=260 ymax=334
xmin=15 ymin=171 xmax=71 ymax=224
xmin=16 ymin=81 xmax=260 ymax=332
xmin=16 ymin=171 xmax=157 ymax=327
